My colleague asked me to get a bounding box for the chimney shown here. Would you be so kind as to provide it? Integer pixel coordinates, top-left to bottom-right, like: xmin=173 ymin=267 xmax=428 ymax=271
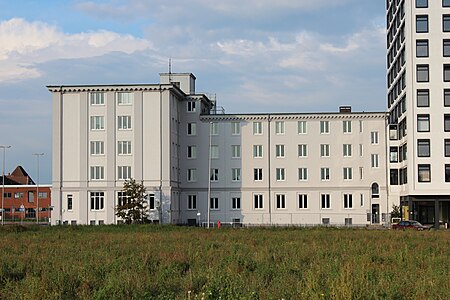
xmin=339 ymin=106 xmax=352 ymax=113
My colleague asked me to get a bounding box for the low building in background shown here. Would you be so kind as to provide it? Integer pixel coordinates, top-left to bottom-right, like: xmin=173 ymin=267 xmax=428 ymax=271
xmin=1 ymin=166 xmax=51 ymax=222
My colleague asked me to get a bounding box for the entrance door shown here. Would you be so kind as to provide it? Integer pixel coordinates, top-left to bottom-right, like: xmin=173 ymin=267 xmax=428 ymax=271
xmin=372 ymin=204 xmax=380 ymax=224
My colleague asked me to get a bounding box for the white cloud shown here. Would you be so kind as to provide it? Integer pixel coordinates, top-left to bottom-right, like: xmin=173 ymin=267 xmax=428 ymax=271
xmin=0 ymin=18 xmax=153 ymax=81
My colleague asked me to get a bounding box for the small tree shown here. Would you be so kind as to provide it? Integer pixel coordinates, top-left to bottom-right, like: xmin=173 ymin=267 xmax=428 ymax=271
xmin=390 ymin=204 xmax=401 ymax=219
xmin=115 ymin=178 xmax=148 ymax=224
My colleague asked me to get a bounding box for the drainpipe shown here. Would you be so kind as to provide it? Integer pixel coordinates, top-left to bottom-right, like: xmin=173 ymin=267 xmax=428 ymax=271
xmin=159 ymin=86 xmax=163 ymax=224
xmin=59 ymin=86 xmax=64 ymax=225
xmin=267 ymin=115 xmax=272 ymax=225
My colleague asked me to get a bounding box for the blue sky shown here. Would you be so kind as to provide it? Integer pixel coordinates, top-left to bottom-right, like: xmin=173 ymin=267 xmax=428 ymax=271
xmin=0 ymin=0 xmax=386 ymax=183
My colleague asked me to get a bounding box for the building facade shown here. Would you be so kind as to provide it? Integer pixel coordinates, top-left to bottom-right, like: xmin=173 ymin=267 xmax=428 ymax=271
xmin=387 ymin=0 xmax=450 ymax=228
xmin=49 ymin=74 xmax=391 ymax=226
xmin=1 ymin=166 xmax=51 ymax=222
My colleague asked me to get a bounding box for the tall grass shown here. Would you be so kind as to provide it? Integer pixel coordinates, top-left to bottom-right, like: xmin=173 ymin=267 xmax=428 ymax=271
xmin=0 ymin=225 xmax=448 ymax=299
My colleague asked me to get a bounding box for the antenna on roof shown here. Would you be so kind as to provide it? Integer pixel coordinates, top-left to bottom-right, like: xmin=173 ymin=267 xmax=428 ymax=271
xmin=168 ymin=58 xmax=172 ymax=83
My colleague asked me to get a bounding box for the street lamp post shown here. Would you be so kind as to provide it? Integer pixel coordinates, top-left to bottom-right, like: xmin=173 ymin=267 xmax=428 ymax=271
xmin=33 ymin=153 xmax=44 ymax=224
xmin=1 ymin=145 xmax=11 ymax=226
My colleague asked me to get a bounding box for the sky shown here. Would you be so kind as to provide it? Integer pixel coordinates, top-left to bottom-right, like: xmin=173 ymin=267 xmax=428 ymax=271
xmin=0 ymin=0 xmax=387 ymax=184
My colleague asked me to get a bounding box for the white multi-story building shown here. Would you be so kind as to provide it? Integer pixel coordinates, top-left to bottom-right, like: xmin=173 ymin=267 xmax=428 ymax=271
xmin=387 ymin=0 xmax=450 ymax=228
xmin=49 ymin=73 xmax=391 ymax=226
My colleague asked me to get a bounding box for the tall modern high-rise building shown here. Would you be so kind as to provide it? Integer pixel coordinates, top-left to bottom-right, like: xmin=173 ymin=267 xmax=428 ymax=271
xmin=387 ymin=0 xmax=450 ymax=227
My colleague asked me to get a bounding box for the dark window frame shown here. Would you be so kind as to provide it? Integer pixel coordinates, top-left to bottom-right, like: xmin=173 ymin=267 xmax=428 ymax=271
xmin=416 ymin=40 xmax=429 ymax=57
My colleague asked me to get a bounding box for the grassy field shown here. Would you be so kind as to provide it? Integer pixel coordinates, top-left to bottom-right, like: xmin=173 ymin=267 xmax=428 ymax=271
xmin=0 ymin=225 xmax=449 ymax=299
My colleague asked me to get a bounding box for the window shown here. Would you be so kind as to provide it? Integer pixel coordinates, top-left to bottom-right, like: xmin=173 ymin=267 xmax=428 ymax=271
xmin=417 ymin=89 xmax=429 ymax=107
xmin=445 ymin=65 xmax=450 ymax=82
xmin=343 ymin=167 xmax=353 ymax=180
xmin=298 ymin=168 xmax=308 ymax=181
xmin=231 ymin=145 xmax=241 ymax=158
xmin=90 ymin=92 xmax=105 ymax=105
xmin=343 ymin=144 xmax=352 ymax=157
xmin=416 ymin=15 xmax=428 ymax=33
xmin=90 ymin=166 xmax=104 ymax=180
xmin=321 ymin=168 xmax=330 ymax=181
xmin=276 ymin=194 xmax=286 ymax=209
xmin=253 ymin=121 xmax=262 ymax=135
xmin=232 ymin=197 xmax=241 ymax=209
xmin=276 ymin=168 xmax=285 ymax=181
xmin=343 ymin=120 xmax=352 ymax=133
xmin=118 ymin=166 xmax=131 ymax=180
xmin=210 ymin=169 xmax=219 ymax=181
xmin=148 ymin=194 xmax=156 ymax=210
xmin=371 ymin=154 xmax=379 ymax=168
xmin=210 ymin=122 xmax=218 ymax=135
xmin=360 ymin=194 xmax=364 ymax=207
xmin=187 ymin=145 xmax=197 ymax=159
xmin=417 ymin=139 xmax=430 ymax=157
xmin=210 ymin=145 xmax=219 ymax=159
xmin=371 ymin=183 xmax=380 ymax=198
xmin=298 ymin=121 xmax=307 ymax=134
xmin=390 ymin=169 xmax=399 ymax=185
xmin=117 ymin=141 xmax=131 ymax=155
xmin=14 ymin=192 xmax=23 ymax=198
xmin=117 ymin=92 xmax=133 ymax=105
xmin=298 ymin=194 xmax=308 ymax=209
xmin=90 ymin=116 xmax=104 ymax=130
xmin=188 ymin=195 xmax=197 ymax=210
xmin=275 ymin=121 xmax=285 ymax=134
xmin=416 ymin=65 xmax=429 ymax=82
xmin=445 ymin=89 xmax=450 ymax=107
xmin=343 ymin=194 xmax=353 ymax=209
xmin=210 ymin=197 xmax=219 ymax=210
xmin=416 ymin=40 xmax=428 ymax=57
xmin=231 ymin=122 xmax=240 ymax=135
xmin=187 ymin=101 xmax=196 ymax=112
xmin=320 ymin=144 xmax=330 ymax=157
xmin=390 ymin=147 xmax=399 ymax=162
xmin=416 ymin=0 xmax=427 ymax=8
xmin=320 ymin=121 xmax=329 ymax=134
xmin=444 ymin=15 xmax=450 ymax=32
xmin=321 ymin=194 xmax=330 ymax=209
xmin=445 ymin=114 xmax=450 ymax=132
xmin=232 ymin=168 xmax=241 ymax=182
xmin=371 ymin=132 xmax=379 ymax=144
xmin=254 ymin=194 xmax=263 ymax=209
xmin=298 ymin=144 xmax=307 ymax=157
xmin=187 ymin=169 xmax=197 ymax=182
xmin=3 ymin=192 xmax=11 ymax=198
xmin=90 ymin=141 xmax=104 ymax=155
xmin=446 ymin=165 xmax=450 ymax=182
xmin=38 ymin=192 xmax=47 ymax=198
xmin=418 ymin=164 xmax=431 ymax=182
xmin=445 ymin=139 xmax=450 ymax=157
xmin=417 ymin=115 xmax=430 ymax=132
xmin=117 ymin=191 xmax=130 ymax=207
xmin=254 ymin=168 xmax=263 ymax=181
xmin=90 ymin=192 xmax=104 ymax=211
xmin=67 ymin=195 xmax=73 ymax=211
xmin=445 ymin=0 xmax=450 ymax=7
xmin=359 ymin=120 xmax=363 ymax=133
xmin=276 ymin=144 xmax=285 ymax=158
xmin=444 ymin=40 xmax=450 ymax=57
xmin=187 ymin=123 xmax=197 ymax=136
xmin=253 ymin=145 xmax=263 ymax=158
xmin=118 ymin=116 xmax=131 ymax=130
xmin=359 ymin=167 xmax=364 ymax=180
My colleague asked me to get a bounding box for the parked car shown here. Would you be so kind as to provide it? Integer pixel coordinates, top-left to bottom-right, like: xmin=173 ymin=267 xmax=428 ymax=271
xmin=392 ymin=220 xmax=431 ymax=231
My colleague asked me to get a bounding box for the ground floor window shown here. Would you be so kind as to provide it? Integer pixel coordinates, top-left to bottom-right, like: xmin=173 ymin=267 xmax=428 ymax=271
xmin=90 ymin=192 xmax=104 ymax=210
